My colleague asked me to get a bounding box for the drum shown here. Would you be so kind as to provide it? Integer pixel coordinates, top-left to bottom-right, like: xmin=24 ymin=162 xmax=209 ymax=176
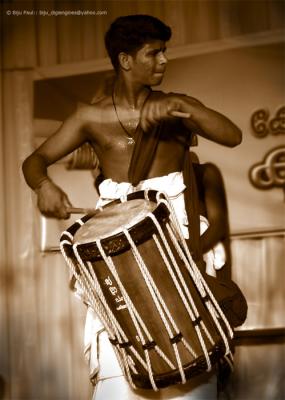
xmin=60 ymin=190 xmax=233 ymax=391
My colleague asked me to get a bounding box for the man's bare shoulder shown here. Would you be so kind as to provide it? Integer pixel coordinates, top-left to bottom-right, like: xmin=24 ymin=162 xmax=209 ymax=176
xmin=75 ymin=95 xmax=113 ymax=123
xmin=151 ymin=89 xmax=187 ymax=96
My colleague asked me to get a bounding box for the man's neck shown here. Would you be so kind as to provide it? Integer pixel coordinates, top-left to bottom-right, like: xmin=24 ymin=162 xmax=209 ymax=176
xmin=113 ymin=76 xmax=151 ymax=110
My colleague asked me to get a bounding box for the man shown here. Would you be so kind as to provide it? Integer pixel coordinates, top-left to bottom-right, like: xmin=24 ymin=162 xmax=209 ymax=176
xmin=22 ymin=14 xmax=242 ymax=400
xmin=191 ymin=154 xmax=234 ymax=398
xmin=191 ymin=153 xmax=232 ymax=281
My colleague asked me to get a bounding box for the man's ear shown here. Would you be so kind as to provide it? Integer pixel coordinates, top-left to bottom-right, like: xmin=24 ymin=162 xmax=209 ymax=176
xmin=118 ymin=52 xmax=132 ymax=71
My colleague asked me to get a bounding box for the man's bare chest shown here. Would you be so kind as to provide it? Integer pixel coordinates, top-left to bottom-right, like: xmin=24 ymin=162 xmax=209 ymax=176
xmin=86 ymin=119 xmax=134 ymax=158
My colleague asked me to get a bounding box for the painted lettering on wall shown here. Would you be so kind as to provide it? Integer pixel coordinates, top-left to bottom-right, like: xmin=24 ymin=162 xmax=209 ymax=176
xmin=251 ymin=106 xmax=285 ymax=138
xmin=249 ymin=146 xmax=285 ymax=200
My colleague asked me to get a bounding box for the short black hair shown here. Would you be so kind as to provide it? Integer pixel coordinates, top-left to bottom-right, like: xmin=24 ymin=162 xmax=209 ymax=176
xmin=105 ymin=14 xmax=172 ymax=71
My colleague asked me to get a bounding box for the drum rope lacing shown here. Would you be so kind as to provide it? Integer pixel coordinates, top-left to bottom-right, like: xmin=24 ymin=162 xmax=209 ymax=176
xmin=60 ymin=229 xmax=135 ymax=375
xmin=122 ymin=229 xmax=187 ymax=388
xmin=74 ymin=240 xmax=150 ymax=383
xmin=148 ymin=217 xmax=213 ymax=371
xmin=95 ymin=238 xmax=180 ymax=390
xmin=62 ymin=231 xmax=177 ymax=389
xmin=157 ymin=195 xmax=234 ymax=369
xmin=157 ymin=195 xmax=234 ymax=353
xmin=60 ymin=236 xmax=138 ymax=387
xmin=165 ymin=224 xmax=233 ymax=357
xmin=60 ymin=191 xmax=234 ymax=391
xmin=97 ymin=240 xmax=159 ymax=390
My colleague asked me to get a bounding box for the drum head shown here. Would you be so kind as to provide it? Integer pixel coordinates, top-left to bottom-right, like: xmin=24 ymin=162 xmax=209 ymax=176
xmin=74 ymin=199 xmax=156 ymax=244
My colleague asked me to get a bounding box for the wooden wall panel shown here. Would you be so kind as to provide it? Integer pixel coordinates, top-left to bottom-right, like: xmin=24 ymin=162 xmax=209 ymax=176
xmin=185 ymin=0 xmax=221 ymax=43
xmin=268 ymin=0 xmax=285 ymax=29
xmin=232 ymin=235 xmax=285 ymax=330
xmin=218 ymin=0 xmax=244 ymax=38
xmin=36 ymin=253 xmax=92 ymax=399
xmin=0 ymin=49 xmax=9 ymax=398
xmin=2 ymin=0 xmax=284 ymax=69
xmin=237 ymin=0 xmax=271 ymax=34
xmin=2 ymin=1 xmax=37 ymax=69
xmin=56 ymin=6 xmax=84 ymax=64
xmin=2 ymin=71 xmax=39 ymax=399
xmin=35 ymin=0 xmax=58 ymax=67
xmin=81 ymin=13 xmax=106 ymax=61
xmin=163 ymin=1 xmax=188 ymax=47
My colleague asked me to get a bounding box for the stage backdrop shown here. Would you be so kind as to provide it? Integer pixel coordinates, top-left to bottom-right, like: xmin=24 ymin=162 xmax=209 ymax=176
xmin=159 ymin=42 xmax=285 ymax=234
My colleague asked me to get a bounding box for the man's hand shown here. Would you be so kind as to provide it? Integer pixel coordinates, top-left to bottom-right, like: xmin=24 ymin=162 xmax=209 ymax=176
xmin=140 ymin=92 xmax=190 ymax=132
xmin=140 ymin=91 xmax=242 ymax=147
xmin=35 ymin=179 xmax=72 ymax=219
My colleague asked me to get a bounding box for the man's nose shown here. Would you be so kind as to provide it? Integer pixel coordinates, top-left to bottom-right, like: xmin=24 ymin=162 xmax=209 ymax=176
xmin=158 ymin=52 xmax=168 ymax=65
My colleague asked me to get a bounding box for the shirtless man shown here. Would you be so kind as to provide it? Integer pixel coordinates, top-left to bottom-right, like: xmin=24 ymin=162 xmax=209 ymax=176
xmin=22 ymin=14 xmax=242 ymax=400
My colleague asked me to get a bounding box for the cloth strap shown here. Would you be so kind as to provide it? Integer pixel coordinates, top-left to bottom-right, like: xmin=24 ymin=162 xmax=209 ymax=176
xmin=128 ymin=120 xmax=202 ymax=263
xmin=128 ymin=122 xmax=162 ymax=186
xmin=182 ymin=147 xmax=203 ymax=263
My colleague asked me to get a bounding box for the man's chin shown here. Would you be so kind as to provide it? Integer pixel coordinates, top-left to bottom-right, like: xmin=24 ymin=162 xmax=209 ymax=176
xmin=150 ymin=75 xmax=164 ymax=86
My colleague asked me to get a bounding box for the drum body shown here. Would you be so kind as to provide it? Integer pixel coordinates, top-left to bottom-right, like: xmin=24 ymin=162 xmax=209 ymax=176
xmin=60 ymin=190 xmax=232 ymax=390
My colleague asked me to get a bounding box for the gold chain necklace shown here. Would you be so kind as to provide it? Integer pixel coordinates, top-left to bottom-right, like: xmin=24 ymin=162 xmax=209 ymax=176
xmin=111 ymin=90 xmax=137 ymax=145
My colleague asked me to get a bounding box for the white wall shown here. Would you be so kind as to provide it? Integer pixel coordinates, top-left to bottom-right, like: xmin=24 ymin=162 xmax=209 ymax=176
xmin=159 ymin=42 xmax=285 ymax=232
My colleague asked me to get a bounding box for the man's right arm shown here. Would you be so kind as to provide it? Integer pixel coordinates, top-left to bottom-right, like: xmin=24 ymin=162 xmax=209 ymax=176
xmin=199 ymin=163 xmax=229 ymax=253
xmin=22 ymin=109 xmax=89 ymax=219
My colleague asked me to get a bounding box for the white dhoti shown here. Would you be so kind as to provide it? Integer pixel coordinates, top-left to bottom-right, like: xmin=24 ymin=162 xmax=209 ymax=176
xmin=82 ymin=172 xmax=225 ymax=399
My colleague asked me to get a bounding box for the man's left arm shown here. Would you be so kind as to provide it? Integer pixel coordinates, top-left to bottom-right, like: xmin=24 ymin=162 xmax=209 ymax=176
xmin=141 ymin=92 xmax=242 ymax=147
xmin=180 ymin=95 xmax=242 ymax=147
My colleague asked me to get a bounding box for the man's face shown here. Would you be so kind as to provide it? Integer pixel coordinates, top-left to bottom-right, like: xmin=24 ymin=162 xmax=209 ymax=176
xmin=129 ymin=40 xmax=168 ymax=86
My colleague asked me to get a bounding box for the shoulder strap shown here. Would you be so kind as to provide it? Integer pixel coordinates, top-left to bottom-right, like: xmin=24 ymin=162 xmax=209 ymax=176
xmin=128 ymin=123 xmax=162 ymax=185
xmin=128 ymin=119 xmax=202 ymax=264
xmin=183 ymin=149 xmax=203 ymax=264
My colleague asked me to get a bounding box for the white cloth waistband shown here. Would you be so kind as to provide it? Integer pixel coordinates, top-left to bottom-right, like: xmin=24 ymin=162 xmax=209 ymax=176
xmin=97 ymin=171 xmax=186 ymax=203
xmin=96 ymin=172 xmax=188 ymax=236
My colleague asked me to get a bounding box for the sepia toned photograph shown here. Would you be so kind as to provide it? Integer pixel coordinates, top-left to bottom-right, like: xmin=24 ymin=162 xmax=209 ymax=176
xmin=0 ymin=1 xmax=284 ymax=399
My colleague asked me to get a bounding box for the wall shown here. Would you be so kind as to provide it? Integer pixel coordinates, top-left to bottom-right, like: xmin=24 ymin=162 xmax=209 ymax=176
xmin=3 ymin=0 xmax=284 ymax=69
xmin=159 ymin=42 xmax=285 ymax=232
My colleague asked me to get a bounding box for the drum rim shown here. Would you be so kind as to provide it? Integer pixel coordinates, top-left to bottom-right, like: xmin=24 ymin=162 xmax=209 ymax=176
xmin=130 ymin=341 xmax=226 ymax=390
xmin=62 ymin=190 xmax=171 ymax=261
